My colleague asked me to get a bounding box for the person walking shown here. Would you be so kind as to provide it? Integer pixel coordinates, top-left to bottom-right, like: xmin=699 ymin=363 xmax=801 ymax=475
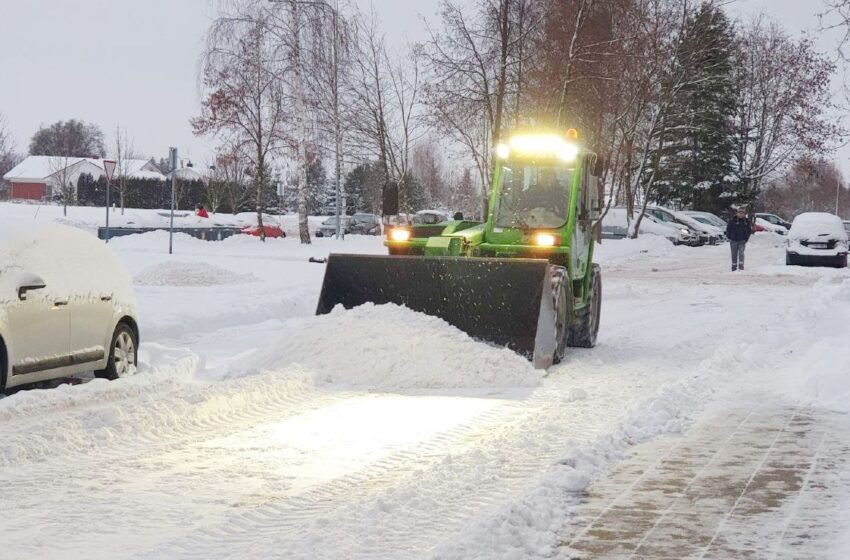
xmin=726 ymin=207 xmax=752 ymax=271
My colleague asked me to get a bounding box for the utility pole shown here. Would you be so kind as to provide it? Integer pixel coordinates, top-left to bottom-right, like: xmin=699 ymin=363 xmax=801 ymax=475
xmin=169 ymin=147 xmax=177 ymax=254
xmin=836 ymin=170 xmax=841 ymax=216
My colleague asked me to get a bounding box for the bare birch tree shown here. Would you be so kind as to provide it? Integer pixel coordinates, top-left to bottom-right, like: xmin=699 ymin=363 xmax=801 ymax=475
xmin=111 ymin=125 xmax=141 ymax=215
xmin=195 ymin=2 xmax=287 ymax=241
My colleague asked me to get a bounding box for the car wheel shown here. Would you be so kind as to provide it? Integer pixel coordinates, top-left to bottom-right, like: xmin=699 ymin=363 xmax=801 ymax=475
xmin=785 ymin=253 xmax=795 ymax=266
xmin=95 ymin=323 xmax=138 ymax=380
xmin=837 ymin=254 xmax=848 ymax=269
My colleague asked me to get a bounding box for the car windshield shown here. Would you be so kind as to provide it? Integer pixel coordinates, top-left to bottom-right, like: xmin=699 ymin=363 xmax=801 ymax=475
xmin=351 ymin=214 xmax=373 ymax=224
xmin=692 ymin=216 xmax=712 ymax=225
xmin=494 ymin=164 xmax=573 ymax=229
xmin=322 ymin=217 xmax=345 ymax=226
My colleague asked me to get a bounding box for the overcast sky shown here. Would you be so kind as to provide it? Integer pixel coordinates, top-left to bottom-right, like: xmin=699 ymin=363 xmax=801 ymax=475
xmin=0 ymin=0 xmax=846 ymax=169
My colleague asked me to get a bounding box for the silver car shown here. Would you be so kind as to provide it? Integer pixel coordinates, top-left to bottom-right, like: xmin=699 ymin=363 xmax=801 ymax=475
xmin=0 ymin=224 xmax=140 ymax=391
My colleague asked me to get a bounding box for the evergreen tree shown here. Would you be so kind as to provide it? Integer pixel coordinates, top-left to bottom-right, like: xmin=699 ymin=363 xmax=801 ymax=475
xmin=653 ymin=2 xmax=738 ymax=212
xmin=399 ymin=173 xmax=428 ymax=214
xmin=344 ymin=162 xmax=385 ymax=214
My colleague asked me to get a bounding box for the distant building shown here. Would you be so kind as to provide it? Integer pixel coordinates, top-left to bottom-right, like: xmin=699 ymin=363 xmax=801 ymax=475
xmin=2 ymin=156 xmax=164 ymax=200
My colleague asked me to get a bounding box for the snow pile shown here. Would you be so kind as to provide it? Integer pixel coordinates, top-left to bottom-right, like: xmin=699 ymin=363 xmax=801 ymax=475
xmin=252 ymin=303 xmax=541 ymax=389
xmin=772 ymin=278 xmax=850 ymax=412
xmin=594 ymin=234 xmax=674 ymax=264
xmin=134 ymin=260 xmax=258 ymax=286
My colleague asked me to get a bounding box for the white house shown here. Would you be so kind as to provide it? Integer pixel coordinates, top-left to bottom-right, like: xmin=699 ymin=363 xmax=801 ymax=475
xmin=2 ymin=156 xmax=164 ymax=200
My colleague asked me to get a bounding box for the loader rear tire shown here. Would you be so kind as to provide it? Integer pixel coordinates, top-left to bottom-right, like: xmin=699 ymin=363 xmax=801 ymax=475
xmin=568 ymin=264 xmax=601 ymax=349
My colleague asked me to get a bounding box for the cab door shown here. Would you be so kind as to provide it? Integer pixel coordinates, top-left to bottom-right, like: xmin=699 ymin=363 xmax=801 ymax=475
xmin=571 ymin=155 xmax=597 ymax=279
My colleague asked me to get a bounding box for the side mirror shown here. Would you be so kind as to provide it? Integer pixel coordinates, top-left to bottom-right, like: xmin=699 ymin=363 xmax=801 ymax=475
xmin=15 ymin=272 xmax=46 ymax=301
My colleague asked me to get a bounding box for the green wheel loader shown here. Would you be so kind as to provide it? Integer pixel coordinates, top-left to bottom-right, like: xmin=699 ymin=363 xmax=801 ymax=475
xmin=316 ymin=130 xmax=603 ymax=368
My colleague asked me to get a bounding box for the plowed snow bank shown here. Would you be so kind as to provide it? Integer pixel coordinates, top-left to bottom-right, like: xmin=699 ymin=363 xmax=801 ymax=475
xmin=254 ymin=303 xmax=541 ymax=389
xmin=134 ymin=261 xmax=257 ymax=286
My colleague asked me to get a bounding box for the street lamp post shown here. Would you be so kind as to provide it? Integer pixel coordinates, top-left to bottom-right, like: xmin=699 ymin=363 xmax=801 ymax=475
xmin=169 ymin=147 xmax=178 ymax=255
xmin=102 ymin=159 xmax=117 ymax=243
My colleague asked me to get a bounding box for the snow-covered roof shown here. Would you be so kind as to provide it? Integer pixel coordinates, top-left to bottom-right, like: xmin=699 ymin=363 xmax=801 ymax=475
xmin=3 ymin=155 xmax=164 ymax=182
xmin=168 ymin=166 xmax=208 ymax=181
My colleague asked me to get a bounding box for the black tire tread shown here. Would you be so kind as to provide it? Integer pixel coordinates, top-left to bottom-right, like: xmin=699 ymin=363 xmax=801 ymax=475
xmin=568 ymin=264 xmax=601 ymax=349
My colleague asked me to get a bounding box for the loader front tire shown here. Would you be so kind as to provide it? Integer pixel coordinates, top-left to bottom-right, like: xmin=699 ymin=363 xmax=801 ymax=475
xmin=568 ymin=264 xmax=601 ymax=349
xmin=553 ymin=281 xmax=570 ymax=364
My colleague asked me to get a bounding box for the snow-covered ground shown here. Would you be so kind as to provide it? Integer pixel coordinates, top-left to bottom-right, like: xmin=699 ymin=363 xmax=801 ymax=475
xmin=1 ymin=202 xmax=850 ymax=559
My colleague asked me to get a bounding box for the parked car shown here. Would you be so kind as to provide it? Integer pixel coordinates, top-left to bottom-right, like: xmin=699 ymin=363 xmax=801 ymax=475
xmin=644 ymin=206 xmax=706 ymax=246
xmin=844 ymin=220 xmax=850 ymax=238
xmin=786 ymin=212 xmax=848 ymax=268
xmin=0 ymin=224 xmax=140 ymax=392
xmin=315 ymin=216 xmax=350 ymax=237
xmin=681 ymin=210 xmax=727 ymax=229
xmin=413 ymin=210 xmax=452 ymax=225
xmin=754 ymin=217 xmax=787 ymax=236
xmin=347 ymin=213 xmax=382 ymax=235
xmin=316 ymin=213 xmax=382 ymax=237
xmin=602 ymin=208 xmax=699 ymax=245
xmin=242 ymin=224 xmax=285 ymax=238
xmin=757 ymin=213 xmax=792 ymax=230
xmin=234 ymin=212 xmax=286 ymax=238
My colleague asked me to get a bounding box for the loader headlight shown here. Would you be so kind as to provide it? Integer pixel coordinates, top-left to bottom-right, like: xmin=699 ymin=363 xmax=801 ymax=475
xmin=495 ymin=143 xmax=510 ymax=159
xmin=507 ymin=133 xmax=579 ymax=161
xmin=389 ymin=228 xmax=411 ymax=242
xmin=534 ymin=232 xmax=559 ymax=247
xmin=557 ymin=143 xmax=579 ymax=162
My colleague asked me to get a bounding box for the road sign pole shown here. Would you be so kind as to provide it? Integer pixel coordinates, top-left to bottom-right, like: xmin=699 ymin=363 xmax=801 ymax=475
xmin=102 ymin=159 xmax=117 ymax=243
xmin=169 ymin=147 xmax=177 ymax=255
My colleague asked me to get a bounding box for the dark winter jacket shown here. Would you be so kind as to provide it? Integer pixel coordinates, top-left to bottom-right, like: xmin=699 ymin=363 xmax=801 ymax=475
xmin=726 ymin=216 xmax=752 ymax=242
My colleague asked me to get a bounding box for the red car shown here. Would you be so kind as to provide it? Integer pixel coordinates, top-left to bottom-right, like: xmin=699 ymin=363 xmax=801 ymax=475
xmin=241 ymin=225 xmax=286 ymax=238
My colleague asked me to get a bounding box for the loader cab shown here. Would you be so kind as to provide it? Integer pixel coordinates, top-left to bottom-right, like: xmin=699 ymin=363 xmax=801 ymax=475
xmin=485 ymin=131 xmax=598 ymax=255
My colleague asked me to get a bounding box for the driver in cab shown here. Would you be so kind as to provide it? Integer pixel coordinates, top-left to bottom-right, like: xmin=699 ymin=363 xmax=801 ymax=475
xmin=521 ymin=168 xmax=568 ymax=218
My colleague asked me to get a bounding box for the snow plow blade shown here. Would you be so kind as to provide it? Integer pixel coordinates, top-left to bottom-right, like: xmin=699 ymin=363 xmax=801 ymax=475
xmin=316 ymin=254 xmax=560 ymax=368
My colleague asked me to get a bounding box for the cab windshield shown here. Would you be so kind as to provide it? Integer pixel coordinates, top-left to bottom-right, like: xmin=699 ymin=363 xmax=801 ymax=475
xmin=494 ymin=164 xmax=573 ymax=229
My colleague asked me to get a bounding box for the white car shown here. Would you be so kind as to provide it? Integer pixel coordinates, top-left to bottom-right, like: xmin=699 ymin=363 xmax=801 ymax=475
xmin=681 ymin=210 xmax=727 ymax=229
xmin=786 ymin=212 xmax=848 ymax=268
xmin=0 ymin=224 xmax=139 ymax=391
xmin=755 ymin=217 xmax=788 ymax=235
xmin=601 ymin=208 xmax=698 ymax=245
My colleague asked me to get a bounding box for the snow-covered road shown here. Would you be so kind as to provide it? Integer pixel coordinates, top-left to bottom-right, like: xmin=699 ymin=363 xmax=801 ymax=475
xmin=1 ymin=208 xmax=849 ymax=559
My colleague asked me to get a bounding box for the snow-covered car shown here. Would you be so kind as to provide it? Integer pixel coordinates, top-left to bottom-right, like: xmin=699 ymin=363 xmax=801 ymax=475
xmin=602 ymin=208 xmax=698 ymax=245
xmin=786 ymin=212 xmax=848 ymax=268
xmin=644 ymin=206 xmax=705 ymax=246
xmin=0 ymin=224 xmax=140 ymax=391
xmin=682 ymin=210 xmax=727 ymax=229
xmin=757 ymin=213 xmax=792 ymax=230
xmin=233 ymin=212 xmax=286 ymax=238
xmin=413 ymin=210 xmax=452 ymax=225
xmin=242 ymin=224 xmax=285 ymax=238
xmin=674 ymin=212 xmax=724 ymax=244
xmin=755 ymin=217 xmax=788 ymax=236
